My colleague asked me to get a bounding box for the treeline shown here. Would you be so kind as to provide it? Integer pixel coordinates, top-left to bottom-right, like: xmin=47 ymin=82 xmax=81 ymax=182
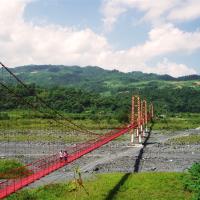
xmin=0 ymin=84 xmax=200 ymax=121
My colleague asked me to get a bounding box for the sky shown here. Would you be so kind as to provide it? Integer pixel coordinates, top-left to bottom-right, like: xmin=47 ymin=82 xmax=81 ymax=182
xmin=0 ymin=0 xmax=200 ymax=77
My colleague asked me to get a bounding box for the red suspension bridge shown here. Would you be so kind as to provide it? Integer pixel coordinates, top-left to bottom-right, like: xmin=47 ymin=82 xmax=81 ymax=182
xmin=0 ymin=62 xmax=153 ymax=199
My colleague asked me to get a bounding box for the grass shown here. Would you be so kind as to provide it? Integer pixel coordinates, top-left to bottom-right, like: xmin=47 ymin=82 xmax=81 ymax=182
xmin=105 ymin=79 xmax=200 ymax=91
xmin=153 ymin=113 xmax=200 ymax=131
xmin=0 ymin=110 xmax=120 ymax=131
xmin=0 ymin=130 xmax=94 ymax=142
xmin=6 ymin=172 xmax=192 ymax=200
xmin=0 ymin=159 xmax=30 ymax=179
xmin=1 ymin=110 xmax=200 ymax=142
xmin=168 ymin=134 xmax=200 ymax=145
xmin=0 ymin=109 xmax=120 ymax=142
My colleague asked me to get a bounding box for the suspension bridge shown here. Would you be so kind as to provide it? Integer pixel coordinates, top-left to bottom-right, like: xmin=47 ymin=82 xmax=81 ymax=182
xmin=0 ymin=62 xmax=153 ymax=199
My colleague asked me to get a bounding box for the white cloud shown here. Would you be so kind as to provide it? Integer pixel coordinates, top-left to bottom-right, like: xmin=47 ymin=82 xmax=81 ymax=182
xmin=146 ymin=58 xmax=197 ymax=77
xmin=99 ymin=23 xmax=200 ymax=73
xmin=102 ymin=0 xmax=200 ymax=31
xmin=168 ymin=0 xmax=200 ymax=22
xmin=0 ymin=0 xmax=111 ymax=66
xmin=0 ymin=0 xmax=199 ymax=77
xmin=101 ymin=0 xmax=180 ymax=31
xmin=132 ymin=23 xmax=200 ymax=60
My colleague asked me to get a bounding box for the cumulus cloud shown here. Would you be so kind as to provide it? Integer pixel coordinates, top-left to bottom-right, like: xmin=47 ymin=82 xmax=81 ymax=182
xmin=0 ymin=0 xmax=111 ymax=66
xmin=168 ymin=0 xmax=200 ymax=22
xmin=146 ymin=58 xmax=197 ymax=77
xmin=101 ymin=0 xmax=180 ymax=31
xmin=131 ymin=23 xmax=200 ymax=59
xmin=0 ymin=0 xmax=199 ymax=77
xmin=102 ymin=0 xmax=200 ymax=31
xmin=99 ymin=23 xmax=200 ymax=73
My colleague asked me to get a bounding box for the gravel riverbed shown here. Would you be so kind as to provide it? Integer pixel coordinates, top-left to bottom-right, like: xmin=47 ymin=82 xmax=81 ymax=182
xmin=0 ymin=129 xmax=199 ymax=188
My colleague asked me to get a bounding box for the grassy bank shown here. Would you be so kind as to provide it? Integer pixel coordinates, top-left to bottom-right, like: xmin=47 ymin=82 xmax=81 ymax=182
xmin=153 ymin=113 xmax=200 ymax=131
xmin=1 ymin=110 xmax=200 ymax=142
xmin=0 ymin=159 xmax=30 ymax=179
xmin=7 ymin=172 xmax=192 ymax=200
xmin=0 ymin=110 xmax=119 ymax=142
xmin=1 ymin=110 xmax=200 ymax=131
xmin=0 ymin=110 xmax=120 ymax=130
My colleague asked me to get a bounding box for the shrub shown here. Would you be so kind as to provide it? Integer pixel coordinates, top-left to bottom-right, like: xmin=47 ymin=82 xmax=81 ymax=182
xmin=183 ymin=162 xmax=200 ymax=200
xmin=116 ymin=111 xmax=129 ymax=123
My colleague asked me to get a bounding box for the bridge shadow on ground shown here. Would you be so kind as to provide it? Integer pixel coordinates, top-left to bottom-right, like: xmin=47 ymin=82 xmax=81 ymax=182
xmin=104 ymin=121 xmax=154 ymax=200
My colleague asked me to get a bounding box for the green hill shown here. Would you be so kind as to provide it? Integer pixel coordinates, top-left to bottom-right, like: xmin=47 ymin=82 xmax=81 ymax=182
xmin=11 ymin=65 xmax=200 ymax=93
xmin=1 ymin=65 xmax=200 ymax=116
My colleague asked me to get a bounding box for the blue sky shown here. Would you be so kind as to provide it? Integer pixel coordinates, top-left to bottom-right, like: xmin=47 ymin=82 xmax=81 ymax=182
xmin=0 ymin=0 xmax=200 ymax=77
xmin=24 ymin=0 xmax=103 ymax=31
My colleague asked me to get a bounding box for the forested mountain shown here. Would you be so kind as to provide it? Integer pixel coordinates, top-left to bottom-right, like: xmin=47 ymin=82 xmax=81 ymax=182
xmin=10 ymin=65 xmax=200 ymax=92
xmin=1 ymin=65 xmax=200 ymax=117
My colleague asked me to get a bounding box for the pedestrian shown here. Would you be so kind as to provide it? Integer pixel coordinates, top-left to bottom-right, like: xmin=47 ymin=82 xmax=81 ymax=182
xmin=64 ymin=150 xmax=68 ymax=161
xmin=59 ymin=150 xmax=64 ymax=161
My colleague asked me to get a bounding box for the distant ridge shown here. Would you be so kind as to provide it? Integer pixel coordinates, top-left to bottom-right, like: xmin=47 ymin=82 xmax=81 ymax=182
xmin=10 ymin=65 xmax=200 ymax=88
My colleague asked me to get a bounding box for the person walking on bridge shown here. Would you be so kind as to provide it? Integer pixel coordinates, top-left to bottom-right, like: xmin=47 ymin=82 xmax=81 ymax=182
xmin=59 ymin=150 xmax=64 ymax=161
xmin=64 ymin=150 xmax=68 ymax=162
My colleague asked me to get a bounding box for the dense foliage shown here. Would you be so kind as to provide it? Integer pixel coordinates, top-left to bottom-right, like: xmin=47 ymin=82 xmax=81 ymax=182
xmin=0 ymin=82 xmax=200 ymax=121
xmin=1 ymin=83 xmax=200 ymax=118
